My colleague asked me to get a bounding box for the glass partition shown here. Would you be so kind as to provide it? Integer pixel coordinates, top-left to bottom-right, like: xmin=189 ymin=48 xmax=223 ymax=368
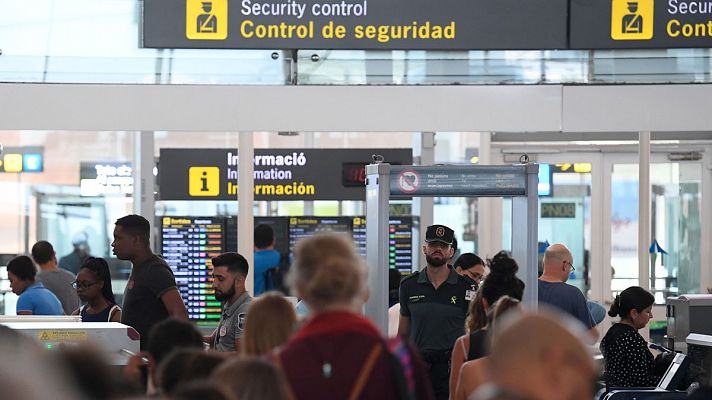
xmin=610 ymin=162 xmax=702 ymax=303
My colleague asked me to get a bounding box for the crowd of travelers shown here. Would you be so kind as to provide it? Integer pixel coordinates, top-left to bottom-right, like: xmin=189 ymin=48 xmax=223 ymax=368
xmin=3 ymin=215 xmax=707 ymax=400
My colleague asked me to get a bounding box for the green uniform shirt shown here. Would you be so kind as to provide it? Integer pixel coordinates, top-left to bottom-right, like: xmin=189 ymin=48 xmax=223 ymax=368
xmin=399 ymin=266 xmax=475 ymax=353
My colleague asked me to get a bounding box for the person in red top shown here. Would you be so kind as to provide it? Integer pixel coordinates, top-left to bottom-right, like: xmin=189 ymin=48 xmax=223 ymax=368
xmin=274 ymin=234 xmax=433 ymax=400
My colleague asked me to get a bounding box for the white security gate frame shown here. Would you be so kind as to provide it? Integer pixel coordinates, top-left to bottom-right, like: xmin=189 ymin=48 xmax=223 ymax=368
xmin=364 ymin=163 xmax=539 ymax=333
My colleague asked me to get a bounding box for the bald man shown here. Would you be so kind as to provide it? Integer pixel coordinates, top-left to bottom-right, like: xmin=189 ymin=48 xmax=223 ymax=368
xmin=470 ymin=313 xmax=597 ymax=400
xmin=538 ymin=244 xmax=598 ymax=342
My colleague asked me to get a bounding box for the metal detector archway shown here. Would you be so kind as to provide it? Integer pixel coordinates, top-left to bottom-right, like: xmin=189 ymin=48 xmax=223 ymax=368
xmin=365 ymin=163 xmax=539 ymax=333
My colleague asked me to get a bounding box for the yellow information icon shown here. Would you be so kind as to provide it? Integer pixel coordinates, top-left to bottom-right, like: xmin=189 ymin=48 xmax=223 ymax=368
xmin=186 ymin=0 xmax=228 ymax=40
xmin=3 ymin=154 xmax=23 ymax=172
xmin=611 ymin=0 xmax=653 ymax=40
xmin=189 ymin=167 xmax=220 ymax=196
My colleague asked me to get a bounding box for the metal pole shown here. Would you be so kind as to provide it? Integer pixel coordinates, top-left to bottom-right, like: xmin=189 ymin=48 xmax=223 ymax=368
xmin=365 ymin=163 xmax=391 ymax=333
xmin=413 ymin=132 xmax=434 ymax=271
xmin=639 ymin=132 xmax=651 ymax=290
xmin=477 ymin=132 xmax=493 ymax=258
xmin=239 ymin=132 xmax=255 ymax=296
xmin=303 ymin=132 xmax=315 ymax=216
xmin=133 ymin=131 xmax=155 ymax=248
xmin=512 ymin=164 xmax=540 ymax=308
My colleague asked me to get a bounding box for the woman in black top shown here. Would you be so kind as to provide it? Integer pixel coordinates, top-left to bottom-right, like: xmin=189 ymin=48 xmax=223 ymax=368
xmin=600 ymin=286 xmax=670 ymax=387
xmin=72 ymin=257 xmax=121 ymax=322
xmin=449 ymin=251 xmax=525 ymax=395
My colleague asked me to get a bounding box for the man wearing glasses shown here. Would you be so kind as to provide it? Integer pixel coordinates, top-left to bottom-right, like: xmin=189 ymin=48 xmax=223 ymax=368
xmin=538 ymin=243 xmax=599 ymax=342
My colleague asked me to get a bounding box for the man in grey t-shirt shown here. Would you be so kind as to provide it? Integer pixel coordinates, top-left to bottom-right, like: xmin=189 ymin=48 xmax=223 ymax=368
xmin=31 ymin=241 xmax=80 ymax=315
xmin=206 ymin=252 xmax=252 ymax=352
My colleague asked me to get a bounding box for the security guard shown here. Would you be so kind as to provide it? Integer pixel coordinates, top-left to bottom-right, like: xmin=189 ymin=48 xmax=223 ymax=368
xmin=397 ymin=224 xmax=475 ymax=400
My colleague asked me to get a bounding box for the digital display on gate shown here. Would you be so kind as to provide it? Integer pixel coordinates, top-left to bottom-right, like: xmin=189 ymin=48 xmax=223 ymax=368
xmin=160 ymin=217 xmax=224 ymax=325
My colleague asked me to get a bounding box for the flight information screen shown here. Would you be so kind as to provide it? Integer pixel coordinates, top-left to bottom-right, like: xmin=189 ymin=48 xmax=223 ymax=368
xmin=388 ymin=217 xmax=414 ymax=273
xmin=160 ymin=216 xmax=224 ymax=325
xmin=352 ymin=216 xmax=414 ymax=274
xmin=288 ymin=217 xmax=353 ymax=255
xmin=225 ymin=217 xmax=290 ymax=256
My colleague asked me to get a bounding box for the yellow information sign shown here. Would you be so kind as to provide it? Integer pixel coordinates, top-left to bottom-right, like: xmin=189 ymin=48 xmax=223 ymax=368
xmin=4 ymin=154 xmax=23 ymax=173
xmin=37 ymin=330 xmax=88 ymax=341
xmin=186 ymin=0 xmax=228 ymax=40
xmin=611 ymin=0 xmax=654 ymax=40
xmin=189 ymin=166 xmax=220 ymax=196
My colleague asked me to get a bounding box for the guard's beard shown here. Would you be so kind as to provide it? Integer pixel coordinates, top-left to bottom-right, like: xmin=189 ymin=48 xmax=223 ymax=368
xmin=214 ymin=285 xmax=235 ymax=302
xmin=426 ymin=254 xmax=448 ymax=267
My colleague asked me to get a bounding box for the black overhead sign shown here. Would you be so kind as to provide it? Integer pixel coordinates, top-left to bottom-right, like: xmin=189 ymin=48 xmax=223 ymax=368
xmin=159 ymin=148 xmax=411 ymax=201
xmin=142 ymin=0 xmax=568 ymax=50
xmin=570 ymin=0 xmax=712 ymax=49
xmin=389 ymin=165 xmax=528 ymax=197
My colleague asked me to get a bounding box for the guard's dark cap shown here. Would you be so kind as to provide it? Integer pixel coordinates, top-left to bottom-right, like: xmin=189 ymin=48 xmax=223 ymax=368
xmin=425 ymin=224 xmax=454 ymax=245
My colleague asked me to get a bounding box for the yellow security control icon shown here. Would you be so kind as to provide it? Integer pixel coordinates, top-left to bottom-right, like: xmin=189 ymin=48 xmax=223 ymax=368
xmin=186 ymin=0 xmax=228 ymax=40
xmin=611 ymin=0 xmax=653 ymax=40
xmin=189 ymin=167 xmax=220 ymax=196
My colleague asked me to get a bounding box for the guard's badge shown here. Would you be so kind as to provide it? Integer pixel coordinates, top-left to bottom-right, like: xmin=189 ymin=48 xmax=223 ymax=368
xmin=238 ymin=313 xmax=246 ymax=330
xmin=436 ymin=227 xmax=445 ymax=237
xmin=219 ymin=325 xmax=227 ymax=337
xmin=465 ymin=290 xmax=475 ymax=301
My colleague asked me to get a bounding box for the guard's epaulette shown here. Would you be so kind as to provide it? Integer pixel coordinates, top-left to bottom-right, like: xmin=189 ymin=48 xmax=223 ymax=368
xmin=400 ymin=271 xmax=419 ymax=284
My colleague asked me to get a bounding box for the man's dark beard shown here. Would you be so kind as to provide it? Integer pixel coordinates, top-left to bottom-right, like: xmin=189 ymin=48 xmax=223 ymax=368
xmin=214 ymin=285 xmax=235 ymax=302
xmin=426 ymin=254 xmax=448 ymax=267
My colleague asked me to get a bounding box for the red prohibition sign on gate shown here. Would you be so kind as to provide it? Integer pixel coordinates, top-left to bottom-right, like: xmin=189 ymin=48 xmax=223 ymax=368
xmin=396 ymin=169 xmax=420 ymax=194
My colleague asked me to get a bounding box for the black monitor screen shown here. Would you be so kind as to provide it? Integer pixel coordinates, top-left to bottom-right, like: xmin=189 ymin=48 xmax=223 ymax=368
xmin=657 ymin=352 xmax=690 ymax=390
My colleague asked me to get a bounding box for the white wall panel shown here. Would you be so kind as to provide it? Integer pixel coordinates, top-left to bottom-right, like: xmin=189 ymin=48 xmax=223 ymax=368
xmin=0 ymin=84 xmax=562 ymax=132
xmin=563 ymin=85 xmax=712 ymax=132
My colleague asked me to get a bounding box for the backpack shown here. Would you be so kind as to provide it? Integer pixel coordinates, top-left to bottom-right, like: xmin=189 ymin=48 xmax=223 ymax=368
xmin=263 ymin=253 xmax=290 ymax=295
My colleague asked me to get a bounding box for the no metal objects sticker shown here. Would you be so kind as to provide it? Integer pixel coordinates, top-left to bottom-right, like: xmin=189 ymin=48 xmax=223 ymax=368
xmin=396 ymin=169 xmax=420 ymax=193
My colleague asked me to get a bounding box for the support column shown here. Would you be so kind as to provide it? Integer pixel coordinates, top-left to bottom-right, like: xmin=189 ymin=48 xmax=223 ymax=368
xmin=477 ymin=132 xmax=494 ymax=258
xmin=133 ymin=131 xmax=155 ymax=248
xmin=511 ymin=164 xmax=540 ymax=308
xmin=303 ymin=132 xmax=315 ymax=216
xmin=239 ymin=132 xmax=255 ymax=295
xmin=638 ymin=132 xmax=651 ymax=290
xmin=413 ymin=132 xmax=435 ymax=270
xmin=365 ymin=163 xmax=391 ymax=333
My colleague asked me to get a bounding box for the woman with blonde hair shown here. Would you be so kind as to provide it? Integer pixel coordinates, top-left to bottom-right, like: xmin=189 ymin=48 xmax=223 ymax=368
xmin=274 ymin=233 xmax=432 ymax=400
xmin=241 ymin=291 xmax=297 ymax=356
